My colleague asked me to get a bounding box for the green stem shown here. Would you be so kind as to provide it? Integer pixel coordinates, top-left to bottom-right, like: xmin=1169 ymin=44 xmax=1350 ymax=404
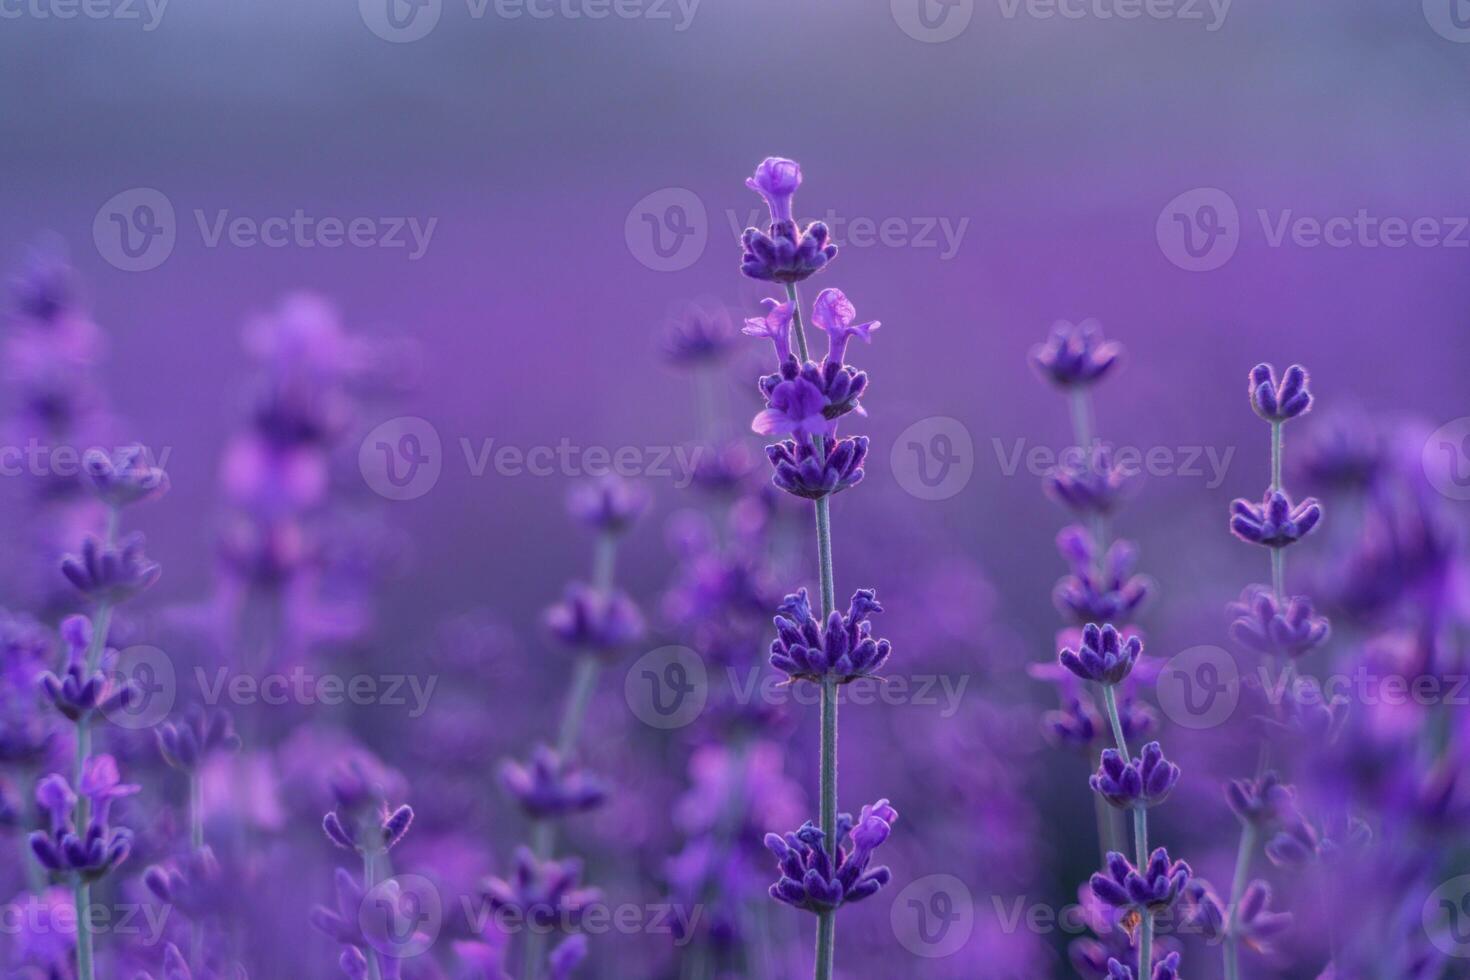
xmin=1134 ymin=809 xmax=1152 ymax=976
xmin=1222 ymin=822 xmax=1258 ymax=980
xmin=813 ymin=468 xmax=838 ymax=980
xmin=1070 ymin=389 xmax=1094 ymax=453
xmin=1100 ymin=685 xmax=1130 ymax=758
xmin=557 ymin=657 xmax=600 ymax=757
xmin=1271 ymin=548 xmax=1285 ymax=604
xmin=784 ymin=283 xmax=811 ymax=362
xmin=363 ymin=850 xmax=383 ymax=980
xmin=1270 ymin=421 xmax=1282 ymax=491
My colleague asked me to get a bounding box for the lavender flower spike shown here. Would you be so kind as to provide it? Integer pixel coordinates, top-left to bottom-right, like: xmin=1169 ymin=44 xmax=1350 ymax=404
xmin=498 ymin=744 xmax=608 ymax=820
xmin=155 ymin=704 xmax=241 ymax=773
xmin=743 ymin=297 xmax=795 ymax=364
xmin=740 ymin=157 xmax=838 ymax=283
xmin=769 ymin=588 xmax=892 ymax=685
xmin=1248 ymin=363 xmax=1312 ymax=423
xmin=82 ymin=444 xmax=170 ymax=508
xmin=1059 ymin=623 xmax=1142 ymax=686
xmin=61 ymin=533 xmax=162 ymax=604
xmin=1227 ymin=585 xmax=1330 ymax=659
xmin=544 ymin=583 xmax=645 ymax=654
xmin=764 ymin=800 xmax=897 ymax=914
xmin=1030 ymin=319 xmax=1121 ymax=388
xmin=752 ymin=377 xmax=833 ymax=440
xmin=1229 ymin=489 xmax=1322 ymax=548
xmin=811 ymin=288 xmax=879 ymax=367
xmin=322 ymin=801 xmax=413 ymax=855
xmin=565 ymin=475 xmax=648 ymax=536
xmin=765 ymin=435 xmax=867 ymax=501
xmin=1090 ymin=848 xmax=1191 ymax=916
xmin=39 ymin=615 xmax=137 ymax=722
xmin=1090 ymin=742 xmax=1180 ymax=810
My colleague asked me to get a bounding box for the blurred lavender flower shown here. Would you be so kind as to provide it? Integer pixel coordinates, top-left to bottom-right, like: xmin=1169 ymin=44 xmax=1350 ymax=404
xmin=1053 ymin=527 xmax=1152 ymax=624
xmin=1089 ymin=742 xmax=1180 ymax=809
xmin=1045 ymin=449 xmax=1133 ymax=516
xmin=764 ymin=800 xmax=896 ymax=914
xmin=764 ymin=435 xmax=867 ymax=501
xmin=322 ymin=800 xmax=414 ymax=855
xmin=1105 ymin=952 xmax=1181 ymax=980
xmin=769 ymin=588 xmax=892 ymax=684
xmin=498 ymin=745 xmax=607 ymax=820
xmin=740 ymin=157 xmax=837 ymax=283
xmin=61 ymin=533 xmax=162 ymax=604
xmin=81 ymin=443 xmax=170 ymax=508
xmin=565 ymin=475 xmax=649 ymax=536
xmin=480 ymin=847 xmax=603 ymax=929
xmin=155 ymin=704 xmax=241 ymax=773
xmin=742 ymin=297 xmax=795 ymax=363
xmin=544 ymin=583 xmax=645 ymax=655
xmin=1225 ymin=771 xmax=1296 ymax=829
xmin=311 ymin=867 xmax=417 ymax=980
xmin=144 ymin=846 xmax=224 ymax=922
xmin=1227 ymin=585 xmax=1330 ymax=659
xmin=1029 ymin=320 xmax=1121 ymax=389
xmin=28 ymin=760 xmax=136 ymax=882
xmin=1248 ymin=363 xmax=1312 ymax=423
xmin=752 ymin=377 xmax=832 ymax=440
xmin=1059 ymin=623 xmax=1142 ymax=686
xmin=1230 ymin=489 xmax=1323 ymax=548
xmin=662 ymin=303 xmax=738 ymax=367
xmin=757 ymin=357 xmax=869 ymax=423
xmin=1089 ymin=848 xmax=1191 ymax=916
xmin=810 ymin=288 xmax=879 ymax=367
xmin=1296 ymin=408 xmax=1384 ymax=490
xmin=38 ymin=616 xmax=137 ymax=722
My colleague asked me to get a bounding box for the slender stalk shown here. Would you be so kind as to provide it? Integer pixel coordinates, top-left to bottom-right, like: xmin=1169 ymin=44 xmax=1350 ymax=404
xmin=1070 ymin=389 xmax=1094 ymax=454
xmin=1222 ymin=822 xmax=1258 ymax=980
xmin=783 ymin=283 xmax=810 ymax=362
xmin=1100 ymin=685 xmax=1130 ymax=758
xmin=1269 ymin=421 xmax=1282 ymax=491
xmin=813 ymin=496 xmax=838 ymax=980
xmin=1271 ymin=548 xmax=1285 ymax=604
xmin=557 ymin=657 xmax=601 ymax=757
xmin=1133 ymin=807 xmax=1152 ymax=977
xmin=363 ymin=851 xmax=383 ymax=980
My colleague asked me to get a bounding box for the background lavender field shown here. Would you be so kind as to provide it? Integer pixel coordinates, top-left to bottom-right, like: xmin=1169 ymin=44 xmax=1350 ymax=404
xmin=3 ymin=1 xmax=1470 ymax=977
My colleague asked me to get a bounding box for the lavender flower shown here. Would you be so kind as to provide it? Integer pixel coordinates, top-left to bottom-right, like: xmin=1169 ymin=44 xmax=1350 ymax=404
xmin=1053 ymin=528 xmax=1152 ymax=623
xmin=81 ymin=444 xmax=170 ymax=508
xmin=1029 ymin=320 xmax=1121 ymax=389
xmin=498 ymin=745 xmax=608 ymax=820
xmin=1248 ymin=363 xmax=1312 ymax=423
xmin=60 ymin=533 xmax=162 ymax=604
xmin=1059 ymin=623 xmax=1143 ymax=686
xmin=565 ymin=475 xmax=649 ymax=535
xmin=480 ymin=847 xmax=603 ymax=929
xmin=764 ymin=800 xmax=896 ymax=914
xmin=752 ymin=377 xmax=833 ymax=440
xmin=28 ymin=761 xmax=137 ymax=882
xmin=1105 ymin=952 xmax=1182 ymax=980
xmin=1228 ymin=881 xmax=1294 ymax=950
xmin=143 ymin=847 xmax=223 ymax=921
xmin=769 ymin=588 xmax=892 ymax=685
xmin=322 ymin=801 xmax=414 ymax=855
xmin=1229 ymin=489 xmax=1323 ymax=548
xmin=764 ymin=435 xmax=868 ymax=501
xmin=810 ymin=288 xmax=879 ymax=367
xmin=1227 ymin=585 xmax=1330 ymax=658
xmin=311 ymin=867 xmax=418 ymax=979
xmin=757 ymin=357 xmax=869 ymax=423
xmin=1089 ymin=742 xmax=1180 ymax=810
xmin=1089 ymin=848 xmax=1191 ymax=916
xmin=740 ymin=157 xmax=837 ymax=283
xmin=1225 ymin=771 xmax=1296 ymax=829
xmin=544 ymin=583 xmax=645 ymax=654
xmin=743 ymin=297 xmax=795 ymax=363
xmin=1045 ymin=449 xmax=1133 ymax=516
xmin=39 ymin=614 xmax=136 ymax=722
xmin=154 ymin=704 xmax=241 ymax=773
xmin=662 ymin=304 xmax=738 ymax=366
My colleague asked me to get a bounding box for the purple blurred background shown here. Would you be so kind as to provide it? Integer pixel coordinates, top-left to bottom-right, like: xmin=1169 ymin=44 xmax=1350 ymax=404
xmin=4 ymin=1 xmax=1470 ymax=977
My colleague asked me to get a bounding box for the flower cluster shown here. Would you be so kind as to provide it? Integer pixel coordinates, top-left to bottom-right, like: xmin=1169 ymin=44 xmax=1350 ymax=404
xmin=764 ymin=800 xmax=896 ymax=914
xmin=1060 ymin=623 xmax=1143 ymax=686
xmin=768 ymin=588 xmax=892 ymax=685
xmin=739 ymin=157 xmax=838 ymax=283
xmin=1090 ymin=742 xmax=1180 ymax=810
xmin=1090 ymin=848 xmax=1192 ymax=916
xmin=498 ymin=745 xmax=608 ymax=820
xmin=28 ymin=759 xmax=136 ymax=882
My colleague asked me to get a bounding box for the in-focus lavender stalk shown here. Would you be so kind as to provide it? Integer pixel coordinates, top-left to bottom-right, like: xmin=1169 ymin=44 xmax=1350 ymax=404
xmin=740 ymin=157 xmax=894 ymax=980
xmin=1220 ymin=363 xmax=1324 ymax=979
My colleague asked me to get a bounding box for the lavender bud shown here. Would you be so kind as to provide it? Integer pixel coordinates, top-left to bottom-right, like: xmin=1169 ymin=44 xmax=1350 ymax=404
xmin=1029 ymin=320 xmax=1121 ymax=389
xmin=81 ymin=444 xmax=170 ymax=508
xmin=1059 ymin=623 xmax=1142 ymax=686
xmin=1229 ymin=489 xmax=1323 ymax=548
xmin=1248 ymin=363 xmax=1312 ymax=423
xmin=60 ymin=533 xmax=162 ymax=605
xmin=1227 ymin=585 xmax=1330 ymax=659
xmin=764 ymin=435 xmax=867 ymax=501
xmin=769 ymin=588 xmax=892 ymax=685
xmin=1089 ymin=742 xmax=1180 ymax=810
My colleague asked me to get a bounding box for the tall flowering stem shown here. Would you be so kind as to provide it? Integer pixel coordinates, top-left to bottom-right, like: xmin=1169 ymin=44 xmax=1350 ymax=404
xmin=1222 ymin=363 xmax=1323 ymax=979
xmin=741 ymin=157 xmax=895 ymax=980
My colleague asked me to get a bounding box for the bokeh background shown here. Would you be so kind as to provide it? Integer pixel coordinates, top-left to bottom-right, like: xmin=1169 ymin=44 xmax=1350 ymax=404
xmin=3 ymin=0 xmax=1470 ymax=977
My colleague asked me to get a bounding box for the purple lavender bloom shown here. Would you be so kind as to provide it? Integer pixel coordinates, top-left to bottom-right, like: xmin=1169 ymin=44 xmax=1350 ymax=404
xmin=662 ymin=304 xmax=738 ymax=366
xmin=769 ymin=588 xmax=892 ymax=685
xmin=1043 ymin=692 xmax=1155 ymax=750
xmin=742 ymin=297 xmax=795 ymax=364
xmin=1045 ymin=449 xmax=1134 ymax=516
xmin=1059 ymin=623 xmax=1142 ymax=686
xmin=81 ymin=443 xmax=170 ymax=508
xmin=740 ymin=158 xmax=837 ymax=283
xmin=565 ymin=475 xmax=649 ymax=536
xmin=1228 ymin=585 xmax=1330 ymax=659
xmin=39 ymin=614 xmax=136 ymax=722
xmin=1105 ymin=952 xmax=1182 ymax=980
xmin=7 ymin=235 xmax=77 ymax=325
xmin=1089 ymin=848 xmax=1191 ymax=915
xmin=811 ymin=288 xmax=879 ymax=367
xmin=1265 ymin=814 xmax=1370 ymax=869
xmin=1180 ymin=879 xmax=1227 ymax=942
xmin=1230 ymin=489 xmax=1323 ymax=548
xmin=757 ymin=357 xmax=869 ymax=424
xmin=544 ymin=583 xmax=645 ymax=655
xmin=1053 ymin=527 xmax=1152 ymax=624
xmin=1248 ymin=363 xmax=1312 ymax=423
xmin=1089 ymin=741 xmax=1180 ymax=809
xmin=498 ymin=745 xmax=607 ymax=820
xmin=746 ymin=157 xmax=801 ymax=224
xmin=154 ymin=704 xmax=241 ymax=773
xmin=311 ymin=867 xmax=419 ymax=978
xmin=480 ymin=847 xmax=603 ymax=930
xmin=1262 ymin=685 xmax=1349 ymax=745
xmin=1225 ymin=771 xmax=1296 ymax=829
xmin=752 ymin=376 xmax=833 ymax=439
xmin=764 ymin=435 xmax=867 ymax=501
xmin=322 ymin=801 xmax=414 ymax=855
xmin=61 ymin=532 xmax=162 ymax=604
xmin=1029 ymin=320 xmax=1121 ymax=389
xmin=1229 ymin=880 xmax=1294 ymax=951
xmin=764 ymin=800 xmax=896 ymax=914
xmin=1296 ymin=408 xmax=1384 ymax=490
xmin=144 ymin=847 xmax=223 ymax=921
xmin=28 ymin=762 xmax=136 ymax=882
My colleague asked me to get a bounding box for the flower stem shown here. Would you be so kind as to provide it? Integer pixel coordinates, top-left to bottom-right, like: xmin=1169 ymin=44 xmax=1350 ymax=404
xmin=1271 ymin=548 xmax=1285 ymax=605
xmin=1134 ymin=808 xmax=1152 ymax=977
xmin=784 ymin=283 xmax=810 ymax=362
xmin=1222 ymin=822 xmax=1258 ymax=980
xmin=363 ymin=851 xmax=383 ymax=980
xmin=1070 ymin=389 xmax=1094 ymax=453
xmin=1270 ymin=421 xmax=1282 ymax=491
xmin=1100 ymin=685 xmax=1130 ymax=758
xmin=74 ymin=880 xmax=94 ymax=980
xmin=813 ymin=454 xmax=839 ymax=980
